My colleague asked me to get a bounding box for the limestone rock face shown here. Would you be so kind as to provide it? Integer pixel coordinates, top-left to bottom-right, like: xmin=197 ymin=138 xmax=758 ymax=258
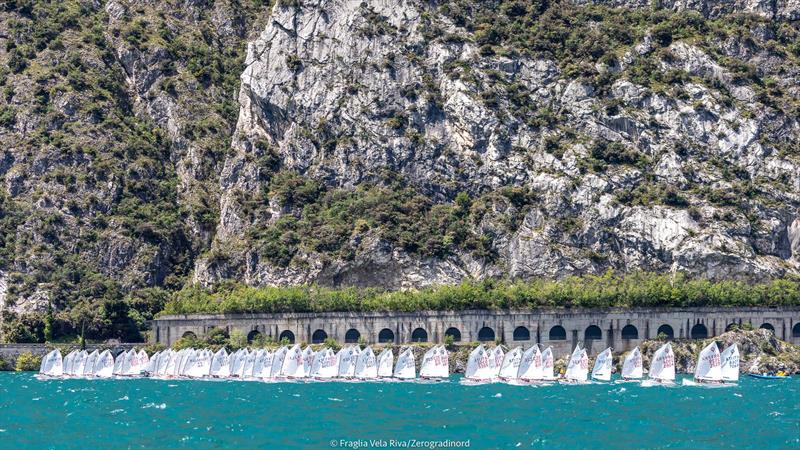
xmin=195 ymin=0 xmax=800 ymax=288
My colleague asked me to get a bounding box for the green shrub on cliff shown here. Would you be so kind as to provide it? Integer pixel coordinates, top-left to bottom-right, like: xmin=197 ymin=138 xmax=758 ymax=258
xmin=160 ymin=271 xmax=800 ymax=315
xmin=14 ymin=352 xmax=42 ymax=372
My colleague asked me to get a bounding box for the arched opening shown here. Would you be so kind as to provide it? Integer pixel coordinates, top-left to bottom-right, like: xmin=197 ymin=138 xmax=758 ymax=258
xmin=312 ymin=329 xmax=328 ymax=344
xmin=182 ymin=331 xmax=197 ymax=339
xmin=793 ymin=323 xmax=800 ymax=338
xmin=657 ymin=324 xmax=674 ymax=340
xmin=344 ymin=328 xmax=360 ymax=343
xmin=513 ymin=326 xmax=530 ymax=341
xmin=279 ymin=330 xmax=295 ymax=344
xmin=621 ymin=325 xmax=638 ymax=340
xmin=411 ymin=328 xmax=428 ymax=343
xmin=378 ymin=328 xmax=395 ymax=343
xmin=246 ymin=330 xmax=261 ymax=343
xmin=477 ymin=327 xmax=495 ymax=342
xmin=549 ymin=325 xmax=567 ymax=341
xmin=444 ymin=327 xmax=462 ymax=342
xmin=584 ymin=325 xmax=602 ymax=340
xmin=760 ymin=323 xmax=775 ymax=333
xmin=691 ymin=323 xmax=708 ymax=339
xmin=725 ymin=323 xmax=737 ymax=332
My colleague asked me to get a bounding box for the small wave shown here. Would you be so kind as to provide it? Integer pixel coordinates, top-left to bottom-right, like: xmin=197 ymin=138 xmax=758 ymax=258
xmin=110 ymin=409 xmax=125 ymax=415
xmin=493 ymin=393 xmax=502 ymax=398
xmin=31 ymin=397 xmax=41 ymax=401
xmin=768 ymin=411 xmax=783 ymax=417
xmin=142 ymin=403 xmax=167 ymax=410
xmin=117 ymin=395 xmax=129 ymax=401
xmin=327 ymin=397 xmax=343 ymax=402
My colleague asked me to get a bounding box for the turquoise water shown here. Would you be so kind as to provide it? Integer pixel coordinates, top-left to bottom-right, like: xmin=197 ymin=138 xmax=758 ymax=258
xmin=1 ymin=373 xmax=797 ymax=449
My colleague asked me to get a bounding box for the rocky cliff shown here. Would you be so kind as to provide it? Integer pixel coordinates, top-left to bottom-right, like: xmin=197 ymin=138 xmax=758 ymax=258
xmin=0 ymin=0 xmax=799 ymax=327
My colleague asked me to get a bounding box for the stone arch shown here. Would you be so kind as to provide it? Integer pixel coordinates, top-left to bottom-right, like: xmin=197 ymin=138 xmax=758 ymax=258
xmin=760 ymin=323 xmax=775 ymax=333
xmin=182 ymin=331 xmax=197 ymax=340
xmin=549 ymin=325 xmax=567 ymax=341
xmin=584 ymin=325 xmax=602 ymax=340
xmin=279 ymin=330 xmax=295 ymax=344
xmin=344 ymin=328 xmax=360 ymax=343
xmin=411 ymin=328 xmax=428 ymax=342
xmin=793 ymin=323 xmax=800 ymax=338
xmin=311 ymin=329 xmax=328 ymax=344
xmin=513 ymin=326 xmax=530 ymax=341
xmin=378 ymin=328 xmax=395 ymax=343
xmin=621 ymin=324 xmax=638 ymax=340
xmin=477 ymin=326 xmax=495 ymax=342
xmin=444 ymin=327 xmax=462 ymax=342
xmin=691 ymin=323 xmax=708 ymax=339
xmin=246 ymin=330 xmax=261 ymax=343
xmin=657 ymin=324 xmax=674 ymax=339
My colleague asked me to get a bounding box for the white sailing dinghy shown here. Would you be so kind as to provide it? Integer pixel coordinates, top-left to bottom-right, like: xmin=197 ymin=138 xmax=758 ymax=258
xmin=38 ymin=349 xmax=63 ymax=378
xmin=270 ymin=346 xmax=288 ymax=380
xmin=617 ymin=347 xmax=643 ymax=382
xmin=281 ymin=344 xmax=306 ymax=379
xmin=354 ymin=346 xmax=378 ymax=380
xmin=94 ymin=350 xmax=115 ymax=378
xmin=591 ymin=348 xmax=613 ymax=382
xmin=302 ymin=346 xmax=315 ymax=378
xmin=186 ymin=349 xmax=212 ymax=378
xmin=241 ymin=348 xmax=257 ymax=379
xmin=517 ymin=345 xmax=543 ymax=384
xmin=564 ymin=345 xmax=589 ymax=384
xmin=498 ymin=347 xmax=523 ymax=383
xmin=156 ymin=349 xmax=173 ymax=377
xmin=643 ymin=343 xmax=675 ymax=386
xmin=336 ymin=346 xmax=357 ymax=379
xmin=683 ymin=342 xmax=723 ymax=386
xmin=393 ymin=348 xmax=416 ymax=381
xmin=541 ymin=347 xmax=556 ymax=381
xmin=315 ymin=349 xmax=339 ymax=381
xmin=82 ymin=350 xmax=100 ymax=377
xmin=309 ymin=349 xmax=325 ymax=379
xmin=72 ymin=350 xmax=88 ymax=377
xmin=63 ymin=350 xmax=78 ymax=376
xmin=376 ymin=348 xmax=394 ymax=380
xmin=462 ymin=344 xmax=495 ymax=385
xmin=720 ymin=344 xmax=740 ymax=384
xmin=490 ymin=346 xmax=504 ymax=379
xmin=251 ymin=349 xmax=267 ymax=379
xmin=210 ymin=348 xmax=230 ymax=378
xmin=258 ymin=350 xmax=275 ymax=380
xmin=419 ymin=346 xmax=448 ymax=382
xmin=145 ymin=351 xmax=160 ymax=376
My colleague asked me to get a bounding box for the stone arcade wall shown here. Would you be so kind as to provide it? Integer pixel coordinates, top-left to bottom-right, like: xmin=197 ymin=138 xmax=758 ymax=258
xmin=152 ymin=307 xmax=800 ymax=355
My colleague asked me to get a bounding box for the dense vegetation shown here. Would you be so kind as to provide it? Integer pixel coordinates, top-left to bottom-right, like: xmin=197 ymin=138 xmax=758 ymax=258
xmin=161 ymin=271 xmax=800 ymax=315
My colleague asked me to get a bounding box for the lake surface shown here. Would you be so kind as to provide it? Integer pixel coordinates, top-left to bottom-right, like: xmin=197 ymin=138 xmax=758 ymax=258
xmin=0 ymin=373 xmax=797 ymax=449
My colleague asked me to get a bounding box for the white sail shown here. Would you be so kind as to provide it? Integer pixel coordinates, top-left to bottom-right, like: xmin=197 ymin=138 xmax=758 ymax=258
xmin=120 ymin=349 xmax=134 ymax=375
xmin=694 ymin=342 xmax=722 ymax=382
xmin=63 ymin=350 xmax=78 ymax=376
xmin=39 ymin=349 xmax=63 ymax=376
xmin=241 ymin=349 xmax=257 ymax=378
xmin=591 ymin=348 xmax=613 ymax=381
xmin=376 ymin=348 xmax=394 ymax=378
xmin=270 ymin=346 xmax=288 ymax=377
xmin=302 ymin=347 xmax=315 ymax=377
xmin=393 ymin=348 xmax=416 ymax=379
xmin=145 ymin=351 xmax=160 ymax=375
xmin=354 ymin=347 xmax=377 ymax=379
xmin=318 ymin=349 xmax=339 ymax=379
xmin=309 ymin=349 xmax=325 ymax=377
xmin=157 ymin=349 xmax=173 ymax=376
xmin=565 ymin=345 xmax=588 ymax=382
xmin=179 ymin=349 xmax=197 ymax=377
xmin=82 ymin=350 xmax=99 ymax=376
xmin=720 ymin=344 xmax=739 ymax=382
xmin=420 ymin=345 xmax=448 ymax=379
xmin=649 ymin=343 xmax=675 ymax=382
xmin=518 ymin=346 xmax=543 ymax=381
xmin=621 ymin=347 xmax=643 ymax=379
xmin=164 ymin=350 xmax=179 ymax=376
xmin=541 ymin=347 xmax=555 ymax=380
xmin=94 ymin=350 xmax=114 ymax=378
xmin=498 ymin=347 xmax=522 ymax=380
xmin=259 ymin=350 xmax=275 ymax=379
xmin=465 ymin=345 xmax=494 ymax=380
xmin=209 ymin=348 xmax=229 ymax=378
xmin=73 ymin=350 xmax=88 ymax=376
xmin=187 ymin=349 xmax=212 ymax=378
xmin=490 ymin=346 xmax=505 ymax=377
xmin=252 ymin=349 xmax=267 ymax=378
xmin=335 ymin=346 xmax=354 ymax=378
xmin=281 ymin=344 xmax=305 ymax=378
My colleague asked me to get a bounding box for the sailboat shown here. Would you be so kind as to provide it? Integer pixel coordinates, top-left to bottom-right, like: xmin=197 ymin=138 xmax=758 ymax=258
xmin=376 ymin=348 xmax=394 ymax=380
xmin=82 ymin=350 xmax=100 ymax=377
xmin=563 ymin=345 xmax=588 ymax=383
xmin=354 ymin=346 xmax=378 ymax=380
xmin=270 ymin=346 xmax=288 ymax=379
xmin=392 ymin=348 xmax=416 ymax=381
xmin=155 ymin=349 xmax=173 ymax=377
xmin=490 ymin=346 xmax=504 ymax=379
xmin=186 ymin=349 xmax=212 ymax=378
xmin=94 ymin=350 xmax=115 ymax=378
xmin=38 ymin=349 xmax=63 ymax=378
xmin=280 ymin=344 xmax=306 ymax=379
xmin=63 ymin=350 xmax=78 ymax=376
xmin=315 ymin=348 xmax=339 ymax=381
xmin=517 ymin=345 xmax=543 ymax=384
xmin=498 ymin=347 xmax=523 ymax=383
xmin=683 ymin=342 xmax=723 ymax=386
xmin=642 ymin=343 xmax=675 ymax=386
xmin=419 ymin=345 xmax=448 ymax=382
xmin=591 ymin=348 xmax=613 ymax=382
xmin=336 ymin=346 xmax=358 ymax=379
xmin=541 ymin=347 xmax=556 ymax=381
xmin=720 ymin=344 xmax=739 ymax=384
xmin=617 ymin=347 xmax=643 ymax=382
xmin=210 ymin=348 xmax=230 ymax=378
xmin=72 ymin=350 xmax=89 ymax=377
xmin=241 ymin=349 xmax=257 ymax=378
xmin=301 ymin=346 xmax=316 ymax=378
xmin=462 ymin=344 xmax=495 ymax=385
xmin=259 ymin=350 xmax=275 ymax=380
xmin=145 ymin=351 xmax=160 ymax=376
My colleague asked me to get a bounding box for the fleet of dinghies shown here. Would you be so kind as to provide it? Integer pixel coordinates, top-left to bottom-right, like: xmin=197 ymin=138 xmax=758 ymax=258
xmin=38 ymin=342 xmax=742 ymax=386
